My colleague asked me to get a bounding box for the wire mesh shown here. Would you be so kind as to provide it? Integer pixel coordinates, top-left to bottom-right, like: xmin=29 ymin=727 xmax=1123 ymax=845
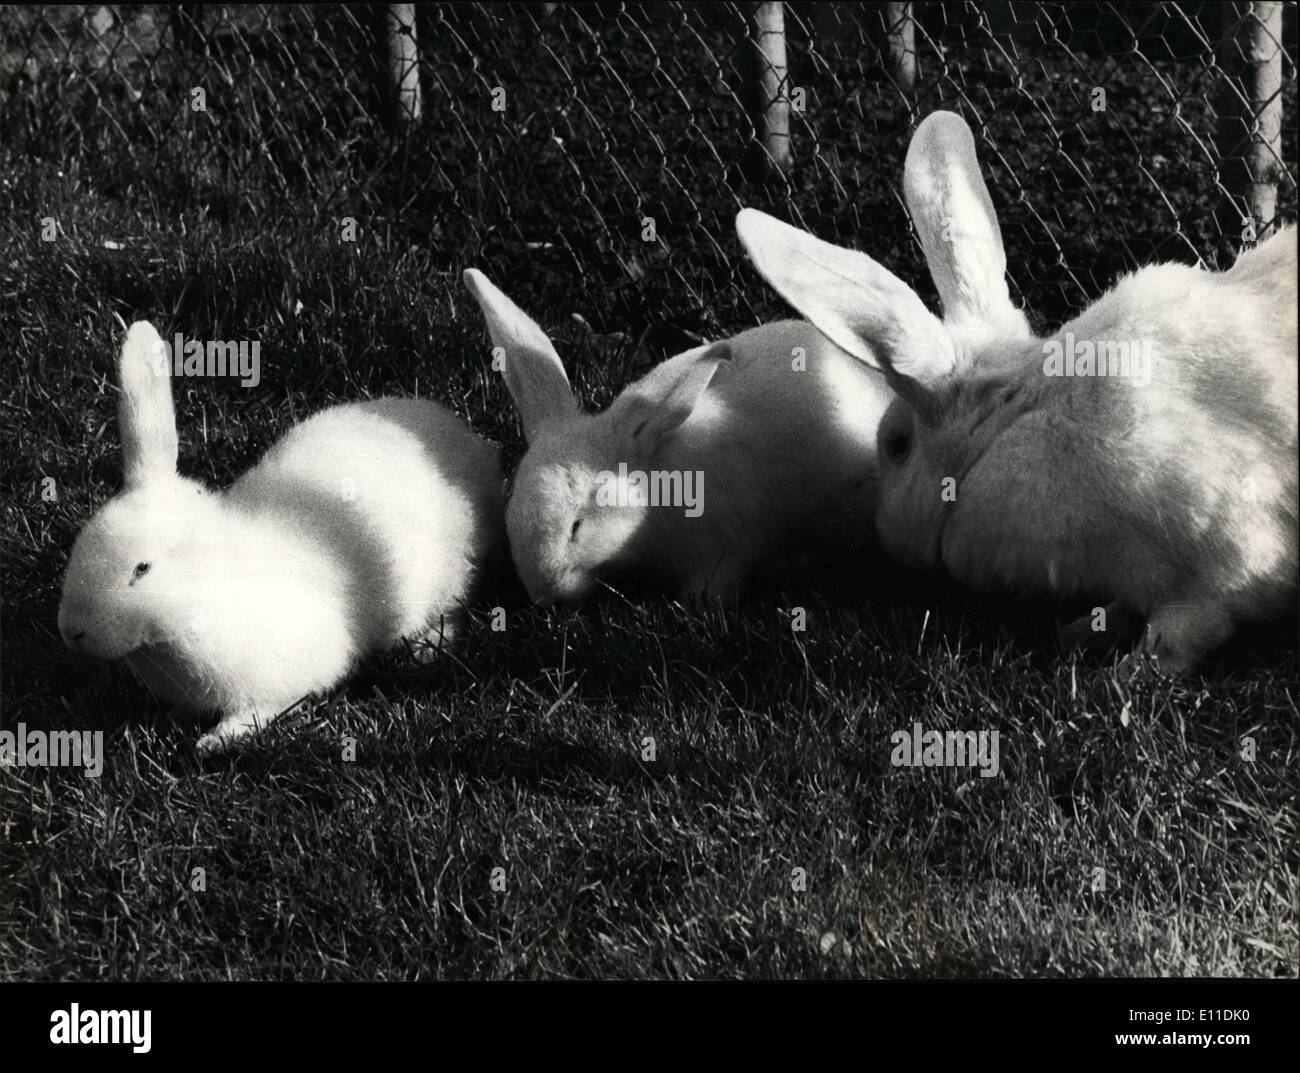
xmin=2 ymin=2 xmax=1295 ymax=354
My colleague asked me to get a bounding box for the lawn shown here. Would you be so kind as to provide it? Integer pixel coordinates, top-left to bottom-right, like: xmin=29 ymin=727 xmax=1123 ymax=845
xmin=1 ymin=2 xmax=1296 ymax=979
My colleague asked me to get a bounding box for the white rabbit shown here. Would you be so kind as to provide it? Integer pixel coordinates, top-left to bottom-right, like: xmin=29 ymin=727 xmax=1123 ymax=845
xmin=58 ymin=321 xmax=504 ymax=751
xmin=737 ymin=110 xmax=1298 ymax=672
xmin=461 ymin=269 xmax=895 ymax=604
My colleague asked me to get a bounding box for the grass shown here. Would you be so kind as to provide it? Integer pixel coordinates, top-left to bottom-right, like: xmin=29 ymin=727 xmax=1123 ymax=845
xmin=1 ymin=2 xmax=1297 ymax=979
xmin=2 ymin=577 xmax=1296 ymax=978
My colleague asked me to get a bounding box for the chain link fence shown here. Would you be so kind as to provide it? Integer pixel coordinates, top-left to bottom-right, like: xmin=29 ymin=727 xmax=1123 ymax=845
xmin=2 ymin=2 xmax=1296 ymax=358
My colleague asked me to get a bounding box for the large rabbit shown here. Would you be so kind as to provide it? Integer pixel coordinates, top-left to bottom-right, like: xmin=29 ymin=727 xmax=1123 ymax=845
xmin=58 ymin=321 xmax=504 ymax=751
xmin=737 ymin=110 xmax=1298 ymax=672
xmin=461 ymin=269 xmax=895 ymax=604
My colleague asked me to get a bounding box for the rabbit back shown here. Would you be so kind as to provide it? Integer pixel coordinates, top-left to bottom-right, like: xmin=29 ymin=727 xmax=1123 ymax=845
xmin=949 ymin=229 xmax=1297 ymax=619
xmin=226 ymin=398 xmax=503 ymax=648
xmin=650 ymin=320 xmax=893 ymax=560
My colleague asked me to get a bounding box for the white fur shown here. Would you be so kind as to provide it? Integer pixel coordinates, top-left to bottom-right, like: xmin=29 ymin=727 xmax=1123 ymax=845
xmin=58 ymin=321 xmax=504 ymax=750
xmin=737 ymin=110 xmax=1298 ymax=671
xmin=462 ymin=269 xmax=894 ymax=603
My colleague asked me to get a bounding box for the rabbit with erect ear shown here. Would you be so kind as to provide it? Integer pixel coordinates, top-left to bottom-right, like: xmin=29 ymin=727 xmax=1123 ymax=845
xmin=58 ymin=321 xmax=504 ymax=752
xmin=462 ymin=269 xmax=895 ymax=604
xmin=737 ymin=109 xmax=1297 ymax=672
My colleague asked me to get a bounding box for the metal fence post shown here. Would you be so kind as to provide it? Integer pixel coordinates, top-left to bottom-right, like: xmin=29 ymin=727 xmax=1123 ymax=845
xmin=743 ymin=1 xmax=791 ymax=181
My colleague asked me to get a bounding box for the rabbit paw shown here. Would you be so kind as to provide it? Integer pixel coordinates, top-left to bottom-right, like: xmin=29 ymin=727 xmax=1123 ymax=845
xmin=406 ymin=617 xmax=456 ymax=663
xmin=1121 ymin=601 xmax=1234 ymax=676
xmin=196 ymin=711 xmax=265 ymax=754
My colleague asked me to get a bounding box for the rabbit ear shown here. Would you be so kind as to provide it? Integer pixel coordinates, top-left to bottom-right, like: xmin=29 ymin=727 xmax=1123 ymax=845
xmin=462 ymin=269 xmax=576 ymax=440
xmin=736 ymin=208 xmax=952 ymax=415
xmin=118 ymin=321 xmax=178 ymax=489
xmin=903 ymin=111 xmax=1024 ymax=336
xmin=619 ymin=340 xmax=730 ymax=455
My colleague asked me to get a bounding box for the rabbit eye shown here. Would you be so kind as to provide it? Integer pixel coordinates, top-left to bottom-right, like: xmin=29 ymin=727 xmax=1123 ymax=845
xmin=570 ymin=518 xmax=582 ymax=541
xmin=130 ymin=562 xmax=151 ymax=583
xmin=884 ymin=432 xmax=911 ymax=463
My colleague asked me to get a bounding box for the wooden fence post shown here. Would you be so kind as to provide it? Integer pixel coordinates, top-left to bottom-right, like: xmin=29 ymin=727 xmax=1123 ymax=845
xmin=743 ymin=1 xmax=791 ymax=181
xmin=885 ymin=2 xmax=916 ymax=94
xmin=384 ymin=3 xmax=421 ymax=127
xmin=1216 ymin=1 xmax=1286 ymax=251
